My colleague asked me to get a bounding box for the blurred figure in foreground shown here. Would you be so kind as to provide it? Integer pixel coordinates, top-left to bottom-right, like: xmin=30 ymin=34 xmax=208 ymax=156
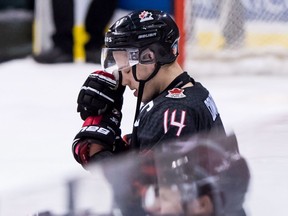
xmin=33 ymin=0 xmax=117 ymax=64
xmin=98 ymin=132 xmax=250 ymax=216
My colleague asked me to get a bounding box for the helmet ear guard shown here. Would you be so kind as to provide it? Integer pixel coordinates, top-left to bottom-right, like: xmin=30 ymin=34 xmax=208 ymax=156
xmin=138 ymin=47 xmax=156 ymax=64
xmin=146 ymin=40 xmax=179 ymax=66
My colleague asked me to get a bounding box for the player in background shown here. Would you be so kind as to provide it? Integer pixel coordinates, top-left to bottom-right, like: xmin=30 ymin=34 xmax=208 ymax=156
xmin=101 ymin=133 xmax=250 ymax=216
xmin=33 ymin=0 xmax=117 ymax=64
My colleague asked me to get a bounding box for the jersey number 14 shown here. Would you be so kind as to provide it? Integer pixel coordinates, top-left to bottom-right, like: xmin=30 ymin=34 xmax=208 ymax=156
xmin=163 ymin=109 xmax=187 ymax=136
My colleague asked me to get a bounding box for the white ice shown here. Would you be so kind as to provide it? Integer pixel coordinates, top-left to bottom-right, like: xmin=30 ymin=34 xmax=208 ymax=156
xmin=0 ymin=57 xmax=287 ymax=215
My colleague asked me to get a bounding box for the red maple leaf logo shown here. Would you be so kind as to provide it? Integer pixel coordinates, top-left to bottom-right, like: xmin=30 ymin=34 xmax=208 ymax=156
xmin=139 ymin=11 xmax=148 ymax=20
xmin=169 ymin=88 xmax=183 ymax=94
xmin=139 ymin=11 xmax=153 ymax=22
xmin=166 ymin=88 xmax=186 ymax=98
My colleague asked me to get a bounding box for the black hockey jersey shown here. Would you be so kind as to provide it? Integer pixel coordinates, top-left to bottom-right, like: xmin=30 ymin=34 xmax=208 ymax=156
xmin=132 ymin=72 xmax=226 ymax=151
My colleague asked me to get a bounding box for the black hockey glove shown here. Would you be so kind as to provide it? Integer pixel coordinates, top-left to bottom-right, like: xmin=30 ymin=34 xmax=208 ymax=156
xmin=77 ymin=70 xmax=125 ymax=120
xmin=72 ymin=108 xmax=129 ymax=166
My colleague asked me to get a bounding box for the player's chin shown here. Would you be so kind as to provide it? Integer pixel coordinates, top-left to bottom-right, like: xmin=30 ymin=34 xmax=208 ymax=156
xmin=133 ymin=89 xmax=138 ymax=97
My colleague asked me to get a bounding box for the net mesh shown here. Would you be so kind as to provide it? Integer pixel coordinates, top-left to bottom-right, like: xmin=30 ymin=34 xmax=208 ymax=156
xmin=181 ymin=0 xmax=288 ymax=75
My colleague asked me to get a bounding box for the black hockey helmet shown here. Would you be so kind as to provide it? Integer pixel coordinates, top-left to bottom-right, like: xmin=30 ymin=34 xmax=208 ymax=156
xmin=100 ymin=133 xmax=250 ymax=216
xmin=149 ymin=133 xmax=251 ymax=216
xmin=104 ymin=10 xmax=180 ymax=66
xmin=102 ymin=10 xmax=181 ymax=136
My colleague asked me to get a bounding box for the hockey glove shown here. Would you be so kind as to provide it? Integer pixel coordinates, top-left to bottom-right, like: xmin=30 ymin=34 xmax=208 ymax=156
xmin=72 ymin=108 xmax=128 ymax=166
xmin=77 ymin=70 xmax=125 ymax=120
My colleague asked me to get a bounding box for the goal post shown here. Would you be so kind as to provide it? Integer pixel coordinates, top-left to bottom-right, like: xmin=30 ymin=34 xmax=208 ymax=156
xmin=174 ymin=0 xmax=185 ymax=67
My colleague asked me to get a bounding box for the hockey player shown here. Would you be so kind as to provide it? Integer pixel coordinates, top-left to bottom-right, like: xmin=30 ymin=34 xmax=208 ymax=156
xmin=99 ymin=133 xmax=250 ymax=216
xmin=141 ymin=133 xmax=250 ymax=216
xmin=72 ymin=9 xmax=242 ymax=216
xmin=72 ymin=9 xmax=233 ymax=167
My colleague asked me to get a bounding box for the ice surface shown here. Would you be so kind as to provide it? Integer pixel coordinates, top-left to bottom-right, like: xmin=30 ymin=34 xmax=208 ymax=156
xmin=0 ymin=57 xmax=287 ymax=215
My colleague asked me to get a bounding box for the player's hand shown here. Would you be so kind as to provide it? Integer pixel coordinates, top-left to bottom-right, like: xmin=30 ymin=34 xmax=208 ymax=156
xmin=72 ymin=107 xmax=128 ymax=166
xmin=77 ymin=70 xmax=125 ymax=120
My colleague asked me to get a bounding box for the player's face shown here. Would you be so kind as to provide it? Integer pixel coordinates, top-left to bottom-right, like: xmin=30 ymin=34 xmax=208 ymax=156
xmin=107 ymin=47 xmax=158 ymax=103
xmin=185 ymin=196 xmax=214 ymax=216
xmin=143 ymin=185 xmax=183 ymax=215
xmin=121 ymin=63 xmax=158 ymax=103
xmin=113 ymin=50 xmax=130 ymax=70
xmin=143 ymin=185 xmax=214 ymax=216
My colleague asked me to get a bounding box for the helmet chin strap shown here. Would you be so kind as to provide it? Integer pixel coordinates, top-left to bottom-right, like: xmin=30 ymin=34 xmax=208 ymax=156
xmin=131 ymin=63 xmax=161 ymax=148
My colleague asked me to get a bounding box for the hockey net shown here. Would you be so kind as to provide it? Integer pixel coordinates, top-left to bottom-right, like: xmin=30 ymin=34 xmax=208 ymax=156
xmin=174 ymin=0 xmax=288 ymax=75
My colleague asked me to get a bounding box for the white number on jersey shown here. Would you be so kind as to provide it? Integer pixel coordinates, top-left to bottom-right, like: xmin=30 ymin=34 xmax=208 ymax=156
xmin=164 ymin=109 xmax=186 ymax=136
xmin=204 ymin=94 xmax=219 ymax=121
